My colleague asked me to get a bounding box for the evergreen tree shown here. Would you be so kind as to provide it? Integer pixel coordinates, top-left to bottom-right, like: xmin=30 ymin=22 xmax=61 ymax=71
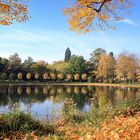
xmin=64 ymin=47 xmax=71 ymax=62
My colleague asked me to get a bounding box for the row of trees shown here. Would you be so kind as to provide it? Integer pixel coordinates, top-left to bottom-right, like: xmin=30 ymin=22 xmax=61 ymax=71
xmin=0 ymin=48 xmax=140 ymax=83
xmin=0 ymin=72 xmax=88 ymax=82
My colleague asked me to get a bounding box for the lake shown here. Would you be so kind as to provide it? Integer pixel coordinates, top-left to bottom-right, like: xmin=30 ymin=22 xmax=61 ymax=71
xmin=0 ymin=85 xmax=140 ymax=120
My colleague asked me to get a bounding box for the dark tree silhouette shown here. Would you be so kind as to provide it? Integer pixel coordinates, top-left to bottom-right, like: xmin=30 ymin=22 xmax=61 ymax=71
xmin=64 ymin=47 xmax=71 ymax=62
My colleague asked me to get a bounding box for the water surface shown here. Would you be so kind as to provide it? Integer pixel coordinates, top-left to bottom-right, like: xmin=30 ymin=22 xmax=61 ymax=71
xmin=0 ymin=85 xmax=139 ymax=120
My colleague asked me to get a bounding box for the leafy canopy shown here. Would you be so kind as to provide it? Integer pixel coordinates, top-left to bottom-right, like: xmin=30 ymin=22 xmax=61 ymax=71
xmin=64 ymin=0 xmax=132 ymax=33
xmin=0 ymin=0 xmax=29 ymax=25
xmin=0 ymin=0 xmax=133 ymax=33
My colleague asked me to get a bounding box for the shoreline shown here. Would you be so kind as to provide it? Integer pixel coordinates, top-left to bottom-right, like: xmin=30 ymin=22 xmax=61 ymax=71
xmin=0 ymin=82 xmax=140 ymax=88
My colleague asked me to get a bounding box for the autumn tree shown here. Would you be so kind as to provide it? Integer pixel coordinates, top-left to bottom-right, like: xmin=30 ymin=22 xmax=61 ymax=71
xmin=31 ymin=60 xmax=47 ymax=75
xmin=1 ymin=0 xmax=133 ymax=34
xmin=52 ymin=61 xmax=68 ymax=74
xmin=96 ymin=53 xmax=116 ymax=82
xmin=115 ymin=53 xmax=138 ymax=83
xmin=0 ymin=0 xmax=29 ymax=25
xmin=64 ymin=47 xmax=71 ymax=62
xmin=64 ymin=0 xmax=132 ymax=33
xmin=136 ymin=67 xmax=140 ymax=82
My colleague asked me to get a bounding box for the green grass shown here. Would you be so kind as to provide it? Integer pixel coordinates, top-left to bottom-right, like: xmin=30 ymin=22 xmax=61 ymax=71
xmin=0 ymin=109 xmax=55 ymax=139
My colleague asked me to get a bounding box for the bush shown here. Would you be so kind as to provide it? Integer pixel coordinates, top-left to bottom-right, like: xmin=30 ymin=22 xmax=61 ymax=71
xmin=43 ymin=73 xmax=49 ymax=80
xmin=57 ymin=73 xmax=64 ymax=81
xmin=62 ymin=98 xmax=85 ymax=123
xmin=18 ymin=72 xmax=23 ymax=80
xmin=81 ymin=74 xmax=87 ymax=81
xmin=66 ymin=74 xmax=73 ymax=81
xmin=0 ymin=73 xmax=7 ymax=81
xmin=50 ymin=73 xmax=56 ymax=80
xmin=74 ymin=74 xmax=80 ymax=81
xmin=26 ymin=73 xmax=31 ymax=81
xmin=35 ymin=73 xmax=40 ymax=80
xmin=9 ymin=73 xmax=15 ymax=81
xmin=88 ymin=76 xmax=93 ymax=83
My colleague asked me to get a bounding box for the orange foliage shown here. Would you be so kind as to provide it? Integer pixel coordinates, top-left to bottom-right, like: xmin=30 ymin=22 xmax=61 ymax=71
xmin=0 ymin=0 xmax=29 ymax=25
xmin=64 ymin=0 xmax=132 ymax=33
xmin=93 ymin=113 xmax=140 ymax=140
xmin=55 ymin=113 xmax=140 ymax=140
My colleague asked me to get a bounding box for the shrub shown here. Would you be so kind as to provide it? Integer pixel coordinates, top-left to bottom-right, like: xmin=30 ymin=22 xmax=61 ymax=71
xmin=50 ymin=73 xmax=56 ymax=80
xmin=88 ymin=76 xmax=93 ymax=83
xmin=0 ymin=73 xmax=7 ymax=81
xmin=66 ymin=74 xmax=72 ymax=81
xmin=43 ymin=73 xmax=49 ymax=80
xmin=34 ymin=73 xmax=40 ymax=80
xmin=26 ymin=73 xmax=31 ymax=81
xmin=74 ymin=74 xmax=80 ymax=81
xmin=81 ymin=74 xmax=87 ymax=81
xmin=62 ymin=98 xmax=85 ymax=123
xmin=18 ymin=72 xmax=23 ymax=80
xmin=9 ymin=73 xmax=15 ymax=81
xmin=57 ymin=73 xmax=64 ymax=81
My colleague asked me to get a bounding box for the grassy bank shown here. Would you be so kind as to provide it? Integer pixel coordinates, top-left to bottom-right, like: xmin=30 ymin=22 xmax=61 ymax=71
xmin=0 ymin=99 xmax=140 ymax=139
xmin=0 ymin=109 xmax=55 ymax=139
xmin=1 ymin=82 xmax=140 ymax=88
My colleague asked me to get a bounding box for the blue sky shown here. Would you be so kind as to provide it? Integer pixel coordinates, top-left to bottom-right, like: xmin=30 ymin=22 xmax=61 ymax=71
xmin=0 ymin=0 xmax=140 ymax=63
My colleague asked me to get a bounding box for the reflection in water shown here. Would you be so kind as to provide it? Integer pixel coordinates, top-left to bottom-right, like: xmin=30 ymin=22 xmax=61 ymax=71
xmin=34 ymin=87 xmax=39 ymax=94
xmin=17 ymin=87 xmax=22 ymax=95
xmin=0 ymin=85 xmax=140 ymax=120
xmin=74 ymin=86 xmax=80 ymax=94
xmin=26 ymin=87 xmax=31 ymax=95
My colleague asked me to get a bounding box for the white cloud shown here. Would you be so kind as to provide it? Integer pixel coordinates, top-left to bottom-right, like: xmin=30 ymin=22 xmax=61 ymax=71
xmin=119 ymin=19 xmax=137 ymax=26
